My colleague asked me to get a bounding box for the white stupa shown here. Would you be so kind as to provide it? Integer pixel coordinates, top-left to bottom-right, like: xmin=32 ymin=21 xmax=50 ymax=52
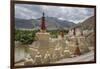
xmin=29 ymin=12 xmax=51 ymax=59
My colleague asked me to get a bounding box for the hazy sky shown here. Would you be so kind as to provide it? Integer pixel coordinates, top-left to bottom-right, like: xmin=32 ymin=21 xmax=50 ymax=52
xmin=15 ymin=4 xmax=94 ymax=23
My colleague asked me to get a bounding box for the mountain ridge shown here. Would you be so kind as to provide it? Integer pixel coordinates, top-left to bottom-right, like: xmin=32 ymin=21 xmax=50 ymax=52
xmin=15 ymin=17 xmax=75 ymax=30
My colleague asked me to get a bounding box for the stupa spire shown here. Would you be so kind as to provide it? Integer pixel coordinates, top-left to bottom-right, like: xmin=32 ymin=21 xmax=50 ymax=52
xmin=40 ymin=12 xmax=46 ymax=32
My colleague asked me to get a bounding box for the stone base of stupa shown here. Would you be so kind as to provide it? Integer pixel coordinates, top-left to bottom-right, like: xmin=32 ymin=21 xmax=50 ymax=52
xmin=36 ymin=32 xmax=50 ymax=41
xmin=29 ymin=34 xmax=71 ymax=63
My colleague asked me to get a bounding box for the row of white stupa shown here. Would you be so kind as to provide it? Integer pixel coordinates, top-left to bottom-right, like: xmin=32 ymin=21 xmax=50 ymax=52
xmin=15 ymin=13 xmax=90 ymax=66
xmin=31 ymin=12 xmax=89 ymax=55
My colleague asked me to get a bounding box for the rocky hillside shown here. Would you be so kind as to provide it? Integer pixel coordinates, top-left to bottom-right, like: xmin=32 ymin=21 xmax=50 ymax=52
xmin=72 ymin=16 xmax=95 ymax=30
xmin=70 ymin=16 xmax=95 ymax=47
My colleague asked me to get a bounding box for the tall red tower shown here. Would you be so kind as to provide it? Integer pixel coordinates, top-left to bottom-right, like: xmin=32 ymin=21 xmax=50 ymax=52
xmin=40 ymin=12 xmax=46 ymax=32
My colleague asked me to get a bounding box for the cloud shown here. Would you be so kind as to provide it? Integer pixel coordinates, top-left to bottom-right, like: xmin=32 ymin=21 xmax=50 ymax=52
xmin=15 ymin=4 xmax=94 ymax=23
xmin=15 ymin=4 xmax=42 ymax=19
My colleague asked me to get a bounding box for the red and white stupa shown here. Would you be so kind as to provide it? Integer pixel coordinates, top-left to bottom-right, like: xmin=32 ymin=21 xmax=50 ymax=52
xmin=36 ymin=12 xmax=50 ymax=41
